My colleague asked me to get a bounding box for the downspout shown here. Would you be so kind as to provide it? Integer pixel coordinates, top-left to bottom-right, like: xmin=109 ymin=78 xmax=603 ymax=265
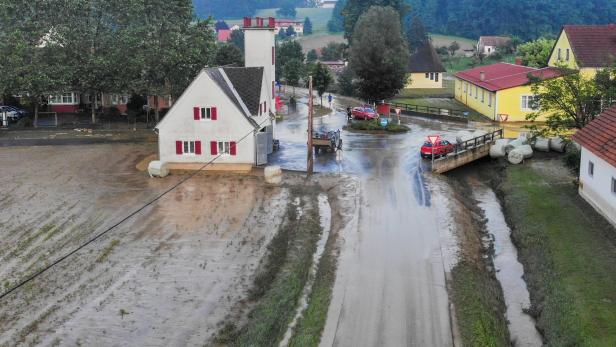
xmin=494 ymin=92 xmax=499 ymax=122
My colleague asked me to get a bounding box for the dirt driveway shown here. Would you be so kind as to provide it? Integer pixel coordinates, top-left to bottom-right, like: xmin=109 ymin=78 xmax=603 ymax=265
xmin=269 ymin=92 xmax=474 ymax=346
xmin=0 ymin=144 xmax=299 ymax=346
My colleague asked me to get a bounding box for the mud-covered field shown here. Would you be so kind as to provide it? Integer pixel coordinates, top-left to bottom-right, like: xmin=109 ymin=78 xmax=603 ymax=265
xmin=0 ymin=144 xmax=356 ymax=346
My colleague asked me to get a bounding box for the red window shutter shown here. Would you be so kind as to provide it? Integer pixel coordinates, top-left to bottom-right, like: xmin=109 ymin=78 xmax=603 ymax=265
xmin=272 ymin=46 xmax=275 ymax=65
xmin=176 ymin=141 xmax=183 ymax=154
xmin=230 ymin=141 xmax=237 ymax=156
xmin=272 ymin=81 xmax=275 ymax=95
xmin=211 ymin=107 xmax=217 ymax=120
xmin=210 ymin=141 xmax=218 ymax=155
xmin=195 ymin=141 xmax=202 ymax=155
xmin=193 ymin=107 xmax=200 ymax=120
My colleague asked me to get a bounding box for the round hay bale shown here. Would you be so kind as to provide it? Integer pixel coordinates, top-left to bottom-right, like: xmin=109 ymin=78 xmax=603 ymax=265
xmin=264 ymin=166 xmax=282 ymax=185
xmin=495 ymin=138 xmax=511 ymax=146
xmin=505 ymin=138 xmax=528 ymax=154
xmin=550 ymin=137 xmax=566 ymax=152
xmin=533 ymin=137 xmax=550 ymax=152
xmin=508 ymin=149 xmax=525 ymax=165
xmin=490 ymin=143 xmax=507 ymax=158
xmin=518 ymin=144 xmax=534 ymax=159
xmin=148 ymin=160 xmax=169 ymax=178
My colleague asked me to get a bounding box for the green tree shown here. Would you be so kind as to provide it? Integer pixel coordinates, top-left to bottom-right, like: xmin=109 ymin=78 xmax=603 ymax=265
xmin=276 ymin=40 xmax=305 ymax=79
xmin=448 ymin=41 xmax=460 ymax=56
xmin=337 ymin=66 xmax=357 ymax=96
xmin=327 ymin=0 xmax=346 ymax=33
xmin=405 ymin=14 xmax=428 ymax=53
xmin=214 ymin=44 xmax=244 ymax=67
xmin=286 ymin=26 xmax=296 ymax=37
xmin=229 ymin=30 xmax=245 ymax=52
xmin=349 ymin=6 xmax=410 ymax=101
xmin=278 ymin=29 xmax=288 ymax=41
xmin=276 ymin=0 xmax=297 ymax=18
xmin=307 ymin=49 xmax=318 ymax=63
xmin=304 ymin=17 xmax=313 ymax=35
xmin=343 ymin=0 xmax=409 ymax=41
xmin=517 ymin=38 xmax=556 ymax=67
xmin=527 ymin=66 xmax=603 ymax=137
xmin=283 ymin=58 xmax=304 ymax=95
xmin=310 ymin=62 xmax=333 ymax=106
xmin=321 ymin=42 xmax=347 ymax=61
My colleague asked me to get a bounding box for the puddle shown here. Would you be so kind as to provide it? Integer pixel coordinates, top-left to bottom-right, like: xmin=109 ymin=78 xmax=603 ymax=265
xmin=474 ymin=187 xmax=543 ymax=347
xmin=279 ymin=193 xmax=332 ymax=347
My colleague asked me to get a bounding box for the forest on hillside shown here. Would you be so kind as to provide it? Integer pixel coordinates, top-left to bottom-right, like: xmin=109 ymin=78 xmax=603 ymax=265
xmin=193 ymin=0 xmax=310 ymax=19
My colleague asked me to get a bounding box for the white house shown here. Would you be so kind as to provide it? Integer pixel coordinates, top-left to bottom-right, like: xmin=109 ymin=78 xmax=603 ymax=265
xmin=319 ymin=0 xmax=338 ymax=8
xmin=155 ymin=17 xmax=276 ymax=168
xmin=477 ymin=36 xmax=511 ymax=56
xmin=572 ymin=105 xmax=616 ymax=226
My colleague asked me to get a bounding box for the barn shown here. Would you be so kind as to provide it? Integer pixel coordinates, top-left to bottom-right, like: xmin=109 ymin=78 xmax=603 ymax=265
xmin=155 ymin=17 xmax=276 ymax=169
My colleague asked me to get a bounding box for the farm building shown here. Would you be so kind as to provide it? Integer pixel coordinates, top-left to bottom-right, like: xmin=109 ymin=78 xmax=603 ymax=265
xmin=453 ymin=62 xmax=564 ymax=122
xmin=406 ymin=41 xmax=446 ymax=89
xmin=476 ymin=36 xmax=511 ymax=56
xmin=548 ymin=24 xmax=616 ymax=77
xmin=319 ymin=0 xmax=338 ymax=8
xmin=275 ymin=19 xmax=304 ymax=36
xmin=155 ymin=17 xmax=276 ymax=168
xmin=572 ymin=105 xmax=616 ymax=226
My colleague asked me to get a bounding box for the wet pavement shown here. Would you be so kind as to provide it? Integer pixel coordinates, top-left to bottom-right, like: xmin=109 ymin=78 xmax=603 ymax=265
xmin=269 ymin=94 xmax=473 ymax=346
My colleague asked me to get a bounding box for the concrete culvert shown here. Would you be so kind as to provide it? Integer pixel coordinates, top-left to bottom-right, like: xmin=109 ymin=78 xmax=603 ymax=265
xmin=550 ymin=136 xmax=566 ymax=152
xmin=264 ymin=166 xmax=282 ymax=185
xmin=508 ymin=149 xmax=525 ymax=164
xmin=533 ymin=137 xmax=550 ymax=152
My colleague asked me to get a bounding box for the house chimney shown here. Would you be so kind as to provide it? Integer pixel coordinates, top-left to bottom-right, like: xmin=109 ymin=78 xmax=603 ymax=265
xmin=609 ymin=23 xmax=616 ymax=29
xmin=480 ymin=71 xmax=485 ymax=81
xmin=243 ymin=17 xmax=252 ymax=28
xmin=268 ymin=17 xmax=275 ymax=28
xmin=515 ymin=57 xmax=523 ymax=65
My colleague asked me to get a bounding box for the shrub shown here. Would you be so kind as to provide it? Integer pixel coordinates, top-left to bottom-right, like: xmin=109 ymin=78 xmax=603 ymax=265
xmin=563 ymin=145 xmax=581 ymax=172
xmin=15 ymin=117 xmax=33 ymax=128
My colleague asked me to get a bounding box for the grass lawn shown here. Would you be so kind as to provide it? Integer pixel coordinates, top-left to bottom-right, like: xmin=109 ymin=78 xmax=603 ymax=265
xmin=498 ymin=162 xmax=616 ymax=346
xmin=255 ymin=8 xmax=333 ymax=33
xmin=442 ymin=54 xmax=516 ymax=74
xmin=389 ymin=96 xmax=490 ymax=122
xmin=430 ymin=33 xmax=476 ymax=52
xmin=396 ymin=79 xmax=455 ymax=98
xmin=295 ymin=33 xmax=346 ymax=53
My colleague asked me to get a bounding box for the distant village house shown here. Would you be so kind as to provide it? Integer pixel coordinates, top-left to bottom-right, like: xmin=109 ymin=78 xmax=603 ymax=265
xmin=274 ymin=19 xmax=304 ymax=36
xmin=406 ymin=41 xmax=446 ymax=89
xmin=477 ymin=36 xmax=511 ymax=56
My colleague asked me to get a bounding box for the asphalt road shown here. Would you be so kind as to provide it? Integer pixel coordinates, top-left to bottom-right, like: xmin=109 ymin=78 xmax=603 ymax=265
xmin=269 ymin=94 xmax=471 ymax=346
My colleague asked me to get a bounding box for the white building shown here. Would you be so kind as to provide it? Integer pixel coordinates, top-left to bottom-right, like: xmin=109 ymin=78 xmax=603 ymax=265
xmin=274 ymin=19 xmax=304 ymax=36
xmin=572 ymin=105 xmax=616 ymax=226
xmin=156 ymin=17 xmax=276 ymax=168
xmin=476 ymin=36 xmax=511 ymax=56
xmin=319 ymin=0 xmax=338 ymax=8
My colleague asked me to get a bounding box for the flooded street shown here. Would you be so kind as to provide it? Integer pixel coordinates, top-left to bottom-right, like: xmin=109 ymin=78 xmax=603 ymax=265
xmin=270 ymin=94 xmax=472 ymax=346
xmin=474 ymin=186 xmax=543 ymax=347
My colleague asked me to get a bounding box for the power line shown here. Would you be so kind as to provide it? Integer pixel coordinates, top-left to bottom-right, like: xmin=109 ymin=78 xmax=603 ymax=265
xmin=0 ymin=117 xmax=273 ymax=301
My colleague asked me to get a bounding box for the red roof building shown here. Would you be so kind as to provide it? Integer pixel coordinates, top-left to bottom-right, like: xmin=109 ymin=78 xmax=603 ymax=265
xmin=454 ymin=63 xmax=563 ymax=92
xmin=558 ymin=24 xmax=616 ymax=68
xmin=217 ymin=29 xmax=232 ymax=42
xmin=571 ymin=105 xmax=616 ymax=226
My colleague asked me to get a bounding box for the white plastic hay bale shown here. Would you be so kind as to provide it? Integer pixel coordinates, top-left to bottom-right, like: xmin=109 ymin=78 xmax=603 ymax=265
xmin=264 ymin=165 xmax=282 ymax=185
xmin=456 ymin=131 xmax=473 ymax=143
xmin=490 ymin=142 xmax=507 ymax=158
xmin=472 ymin=130 xmax=488 ymax=138
xmin=550 ymin=136 xmax=566 ymax=152
xmin=508 ymin=149 xmax=525 ymax=165
xmin=534 ymin=137 xmax=551 ymax=152
xmin=148 ymin=160 xmax=169 ymax=178
xmin=505 ymin=138 xmax=529 ymax=154
xmin=518 ymin=144 xmax=534 ymax=159
xmin=494 ymin=138 xmax=511 ymax=146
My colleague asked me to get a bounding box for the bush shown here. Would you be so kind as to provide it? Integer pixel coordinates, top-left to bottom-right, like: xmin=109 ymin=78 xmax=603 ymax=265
xmin=102 ymin=107 xmax=121 ymax=118
xmin=15 ymin=117 xmax=33 ymax=128
xmin=347 ymin=119 xmax=409 ymax=133
xmin=563 ymin=145 xmax=581 ymax=172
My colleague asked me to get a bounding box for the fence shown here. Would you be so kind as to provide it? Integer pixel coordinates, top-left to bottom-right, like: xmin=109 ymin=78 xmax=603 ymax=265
xmin=453 ymin=128 xmax=504 ymax=155
xmin=388 ymin=101 xmax=470 ymax=119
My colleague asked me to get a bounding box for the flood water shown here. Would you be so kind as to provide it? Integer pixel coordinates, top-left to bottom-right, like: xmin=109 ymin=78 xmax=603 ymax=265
xmin=474 ymin=185 xmax=543 ymax=347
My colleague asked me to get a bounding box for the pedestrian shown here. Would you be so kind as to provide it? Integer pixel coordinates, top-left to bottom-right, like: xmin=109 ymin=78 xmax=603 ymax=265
xmin=346 ymin=106 xmax=352 ymax=121
xmin=328 ymin=94 xmax=333 ymax=109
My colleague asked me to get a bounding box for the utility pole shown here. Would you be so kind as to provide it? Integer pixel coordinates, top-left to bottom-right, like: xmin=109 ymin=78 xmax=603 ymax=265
xmin=307 ymin=76 xmax=314 ymax=175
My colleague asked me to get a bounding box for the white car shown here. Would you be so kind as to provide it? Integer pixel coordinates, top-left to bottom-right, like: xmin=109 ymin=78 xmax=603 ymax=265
xmin=0 ymin=106 xmax=20 ymax=120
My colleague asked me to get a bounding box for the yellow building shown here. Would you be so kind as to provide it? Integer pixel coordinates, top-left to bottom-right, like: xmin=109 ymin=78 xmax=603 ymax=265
xmin=454 ymin=63 xmax=563 ymax=122
xmin=406 ymin=41 xmax=446 ymax=89
xmin=548 ymin=24 xmax=616 ymax=77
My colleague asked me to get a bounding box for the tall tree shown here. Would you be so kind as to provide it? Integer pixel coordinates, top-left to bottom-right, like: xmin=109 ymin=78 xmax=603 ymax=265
xmin=349 ymin=6 xmax=409 ymax=101
xmin=214 ymin=43 xmax=244 ymax=67
xmin=517 ymin=38 xmax=556 ymax=67
xmin=276 ymin=40 xmax=304 ymax=79
xmin=304 ymin=17 xmax=313 ymax=35
xmin=342 ymin=0 xmax=409 ymax=41
xmin=405 ymin=14 xmax=428 ymax=53
xmin=321 ymin=42 xmax=347 ymax=61
xmin=229 ymin=30 xmax=245 ymax=52
xmin=337 ymin=66 xmax=357 ymax=96
xmin=327 ymin=0 xmax=346 ymax=33
xmin=306 ymin=49 xmax=318 ymax=63
xmin=276 ymin=0 xmax=297 ymax=18
xmin=310 ymin=62 xmax=333 ymax=106
xmin=283 ymin=58 xmax=304 ymax=95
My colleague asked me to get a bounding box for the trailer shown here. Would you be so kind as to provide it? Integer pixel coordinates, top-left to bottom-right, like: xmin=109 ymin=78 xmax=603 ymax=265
xmin=313 ymin=130 xmax=342 ymax=154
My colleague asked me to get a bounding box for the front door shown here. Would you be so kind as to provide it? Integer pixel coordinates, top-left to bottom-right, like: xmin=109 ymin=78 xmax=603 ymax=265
xmin=256 ymin=132 xmax=268 ymax=166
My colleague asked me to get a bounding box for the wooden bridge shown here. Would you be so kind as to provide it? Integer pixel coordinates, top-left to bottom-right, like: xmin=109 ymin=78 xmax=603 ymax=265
xmin=432 ymin=129 xmax=504 ymax=173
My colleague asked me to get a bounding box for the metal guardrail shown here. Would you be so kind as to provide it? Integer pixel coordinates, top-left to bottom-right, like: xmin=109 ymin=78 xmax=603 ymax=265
xmin=389 ymin=101 xmax=470 ymax=119
xmin=453 ymin=128 xmax=504 ymax=155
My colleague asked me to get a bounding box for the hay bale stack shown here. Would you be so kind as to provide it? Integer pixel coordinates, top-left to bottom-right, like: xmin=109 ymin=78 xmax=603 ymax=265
xmin=264 ymin=166 xmax=282 ymax=185
xmin=550 ymin=137 xmax=566 ymax=152
xmin=533 ymin=137 xmax=551 ymax=152
xmin=508 ymin=149 xmax=525 ymax=164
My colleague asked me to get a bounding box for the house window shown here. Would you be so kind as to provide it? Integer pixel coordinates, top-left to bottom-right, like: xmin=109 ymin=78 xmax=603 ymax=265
xmin=464 ymin=83 xmax=467 ymax=93
xmin=426 ymin=73 xmax=429 ymax=78
xmin=487 ymin=47 xmax=491 ymax=53
xmin=111 ymin=94 xmax=119 ymax=105
xmin=435 ymin=73 xmax=439 ymax=82
xmin=488 ymin=93 xmax=492 ymax=107
xmin=200 ymin=107 xmax=213 ymax=120
xmin=588 ymin=161 xmax=594 ymax=177
xmin=481 ymin=90 xmax=485 ymax=103
xmin=521 ymin=95 xmax=539 ymax=110
xmin=566 ymin=49 xmax=570 ymax=61
xmin=558 ymin=48 xmax=562 ymax=60
xmin=475 ymin=86 xmax=478 ymax=99
xmin=218 ymin=141 xmax=230 ymax=154
xmin=429 ymin=73 xmax=434 ymax=80
xmin=183 ymin=141 xmax=196 ymax=155
xmin=612 ymin=177 xmax=616 ymax=194
xmin=62 ymin=93 xmax=74 ymax=104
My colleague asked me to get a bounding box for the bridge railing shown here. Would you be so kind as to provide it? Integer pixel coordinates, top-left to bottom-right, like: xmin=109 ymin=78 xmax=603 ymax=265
xmin=453 ymin=129 xmax=503 ymax=155
xmin=388 ymin=101 xmax=470 ymax=119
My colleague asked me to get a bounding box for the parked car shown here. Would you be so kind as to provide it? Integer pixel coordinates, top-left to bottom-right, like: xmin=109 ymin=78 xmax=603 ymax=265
xmin=420 ymin=139 xmax=455 ymax=159
xmin=0 ymin=106 xmax=20 ymax=120
xmin=351 ymin=106 xmax=378 ymax=120
xmin=5 ymin=106 xmax=28 ymax=118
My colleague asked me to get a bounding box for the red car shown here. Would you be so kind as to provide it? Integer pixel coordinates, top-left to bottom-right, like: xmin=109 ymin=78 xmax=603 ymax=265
xmin=421 ymin=139 xmax=455 ymax=159
xmin=351 ymin=106 xmax=378 ymax=120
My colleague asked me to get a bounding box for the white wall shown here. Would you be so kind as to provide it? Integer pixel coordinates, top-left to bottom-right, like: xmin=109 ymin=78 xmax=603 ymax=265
xmin=579 ymin=148 xmax=616 ymax=226
xmin=157 ymin=70 xmax=257 ymax=165
xmin=244 ymin=28 xmax=276 ymax=109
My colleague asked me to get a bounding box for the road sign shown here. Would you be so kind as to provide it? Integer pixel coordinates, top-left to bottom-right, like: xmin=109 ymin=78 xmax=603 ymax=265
xmin=395 ymin=108 xmax=401 ymax=116
xmin=427 ymin=135 xmax=441 ymax=144
xmin=380 ymin=118 xmax=389 ymax=127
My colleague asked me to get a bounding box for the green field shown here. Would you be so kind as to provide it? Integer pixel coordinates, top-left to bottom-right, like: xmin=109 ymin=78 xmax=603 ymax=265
xmin=255 ymin=7 xmax=333 ymax=33
xmin=499 ymin=161 xmax=616 ymax=346
xmin=430 ymin=34 xmax=476 ymax=52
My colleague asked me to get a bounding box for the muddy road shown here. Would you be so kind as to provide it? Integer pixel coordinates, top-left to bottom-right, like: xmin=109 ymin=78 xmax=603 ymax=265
xmin=270 ymin=94 xmax=476 ymax=346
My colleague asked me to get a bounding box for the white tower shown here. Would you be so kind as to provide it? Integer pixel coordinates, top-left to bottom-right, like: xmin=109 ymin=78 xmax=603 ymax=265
xmin=243 ymin=17 xmax=276 ymax=112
